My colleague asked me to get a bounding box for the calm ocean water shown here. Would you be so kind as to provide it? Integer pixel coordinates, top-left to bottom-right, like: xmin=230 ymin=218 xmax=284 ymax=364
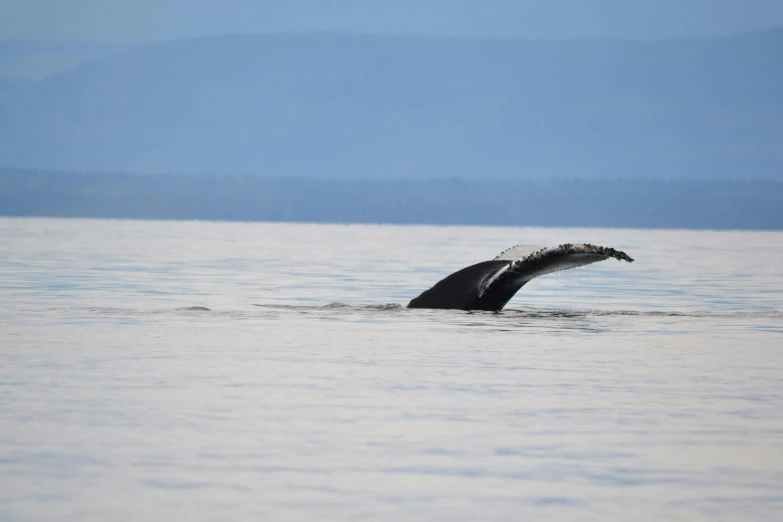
xmin=1 ymin=217 xmax=781 ymax=521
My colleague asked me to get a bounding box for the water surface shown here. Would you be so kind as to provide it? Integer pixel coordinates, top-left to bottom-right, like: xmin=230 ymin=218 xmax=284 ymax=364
xmin=1 ymin=217 xmax=781 ymax=521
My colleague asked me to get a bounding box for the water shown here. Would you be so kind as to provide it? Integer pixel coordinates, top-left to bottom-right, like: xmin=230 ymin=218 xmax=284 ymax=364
xmin=1 ymin=217 xmax=781 ymax=521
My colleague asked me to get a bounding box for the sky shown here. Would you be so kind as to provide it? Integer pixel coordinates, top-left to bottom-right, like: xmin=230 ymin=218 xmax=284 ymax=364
xmin=1 ymin=0 xmax=783 ymax=42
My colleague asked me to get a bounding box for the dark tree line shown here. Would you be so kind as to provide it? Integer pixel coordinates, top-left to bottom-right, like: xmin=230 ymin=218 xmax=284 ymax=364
xmin=1 ymin=169 xmax=781 ymax=230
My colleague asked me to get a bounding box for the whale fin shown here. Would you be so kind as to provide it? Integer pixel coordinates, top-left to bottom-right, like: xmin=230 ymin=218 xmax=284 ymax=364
xmin=407 ymin=243 xmax=634 ymax=311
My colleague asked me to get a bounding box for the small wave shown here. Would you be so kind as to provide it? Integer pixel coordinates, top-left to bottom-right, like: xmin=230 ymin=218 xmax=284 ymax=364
xmin=323 ymin=302 xmax=352 ymax=309
xmin=502 ymin=308 xmax=783 ymax=320
xmin=251 ymin=302 xmax=403 ymax=311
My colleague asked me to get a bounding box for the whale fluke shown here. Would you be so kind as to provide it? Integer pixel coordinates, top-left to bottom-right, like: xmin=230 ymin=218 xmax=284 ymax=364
xmin=407 ymin=243 xmax=634 ymax=311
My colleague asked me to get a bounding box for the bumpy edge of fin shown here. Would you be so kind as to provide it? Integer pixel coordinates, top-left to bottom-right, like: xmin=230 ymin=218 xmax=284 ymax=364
xmin=494 ymin=243 xmax=634 ymax=263
xmin=480 ymin=243 xmax=634 ymax=298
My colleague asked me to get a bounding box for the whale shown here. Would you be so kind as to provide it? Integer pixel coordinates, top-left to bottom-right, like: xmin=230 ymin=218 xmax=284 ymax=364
xmin=407 ymin=243 xmax=634 ymax=311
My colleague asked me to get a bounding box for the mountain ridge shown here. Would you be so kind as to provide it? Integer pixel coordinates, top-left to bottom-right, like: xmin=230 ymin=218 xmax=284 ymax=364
xmin=1 ymin=29 xmax=781 ymax=179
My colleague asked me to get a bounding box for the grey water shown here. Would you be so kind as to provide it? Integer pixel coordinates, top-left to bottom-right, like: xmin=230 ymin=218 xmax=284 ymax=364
xmin=1 ymin=217 xmax=781 ymax=521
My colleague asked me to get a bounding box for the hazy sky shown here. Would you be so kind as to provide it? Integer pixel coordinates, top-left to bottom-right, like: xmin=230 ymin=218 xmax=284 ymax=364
xmin=1 ymin=0 xmax=783 ymax=42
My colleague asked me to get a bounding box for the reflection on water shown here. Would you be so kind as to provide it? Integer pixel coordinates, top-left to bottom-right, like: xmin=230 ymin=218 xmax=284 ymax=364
xmin=0 ymin=217 xmax=782 ymax=521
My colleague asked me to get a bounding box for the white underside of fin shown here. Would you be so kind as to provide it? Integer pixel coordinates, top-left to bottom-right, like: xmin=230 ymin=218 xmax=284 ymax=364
xmin=493 ymin=244 xmax=544 ymax=261
xmin=478 ymin=262 xmax=512 ymax=297
xmin=481 ymin=244 xmax=626 ymax=298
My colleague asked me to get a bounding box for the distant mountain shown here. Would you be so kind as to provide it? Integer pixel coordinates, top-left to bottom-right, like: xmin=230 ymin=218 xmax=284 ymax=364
xmin=0 ymin=30 xmax=781 ymax=179
xmin=0 ymin=76 xmax=31 ymax=92
xmin=0 ymin=41 xmax=132 ymax=79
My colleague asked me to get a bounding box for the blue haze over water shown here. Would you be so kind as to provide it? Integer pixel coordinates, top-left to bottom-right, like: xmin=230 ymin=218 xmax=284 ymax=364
xmin=1 ymin=217 xmax=781 ymax=521
xmin=2 ymin=29 xmax=781 ymax=179
xmin=1 ymin=3 xmax=782 ymax=232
